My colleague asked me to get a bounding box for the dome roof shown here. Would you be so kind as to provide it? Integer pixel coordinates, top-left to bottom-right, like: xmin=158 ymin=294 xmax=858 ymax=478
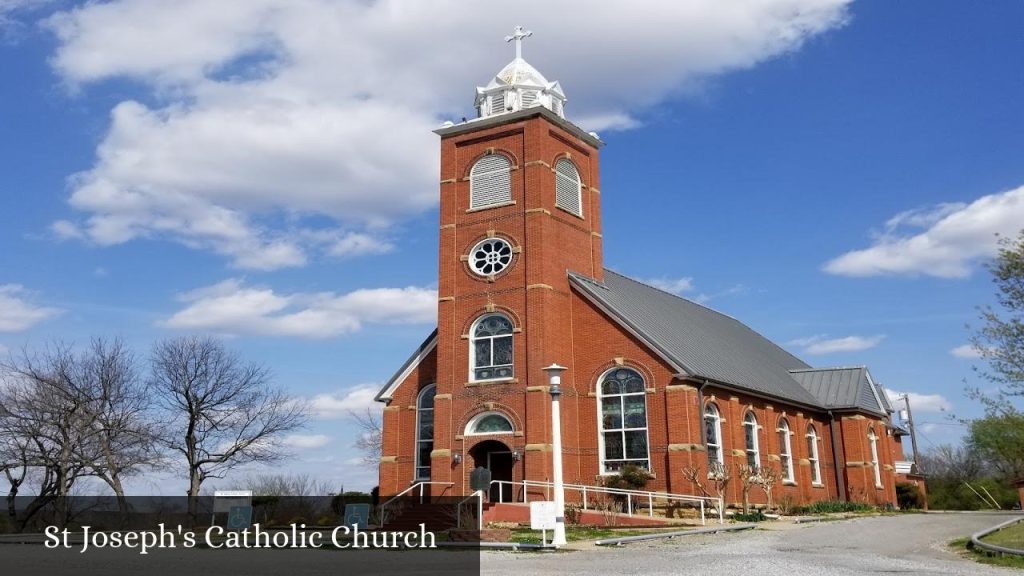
xmin=473 ymin=27 xmax=568 ymax=120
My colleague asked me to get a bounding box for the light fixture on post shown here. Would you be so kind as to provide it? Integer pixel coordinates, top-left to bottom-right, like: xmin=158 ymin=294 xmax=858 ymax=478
xmin=511 ymin=450 xmax=521 ymax=461
xmin=543 ymin=363 xmax=568 ymax=548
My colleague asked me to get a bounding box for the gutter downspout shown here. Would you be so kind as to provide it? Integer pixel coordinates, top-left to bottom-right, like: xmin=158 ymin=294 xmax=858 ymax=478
xmin=828 ymin=410 xmax=848 ymax=502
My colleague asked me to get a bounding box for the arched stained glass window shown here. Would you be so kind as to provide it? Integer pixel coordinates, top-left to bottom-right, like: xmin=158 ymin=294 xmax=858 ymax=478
xmin=744 ymin=412 xmax=760 ymax=471
xmin=470 ymin=314 xmax=514 ymax=381
xmin=868 ymin=427 xmax=882 ymax=488
xmin=807 ymin=425 xmax=822 ymax=484
xmin=598 ymin=368 xmax=649 ymax=473
xmin=466 ymin=412 xmax=514 ymax=435
xmin=778 ymin=418 xmax=794 ymax=482
xmin=415 ymin=384 xmax=436 ymax=481
xmin=705 ymin=403 xmax=724 ymax=470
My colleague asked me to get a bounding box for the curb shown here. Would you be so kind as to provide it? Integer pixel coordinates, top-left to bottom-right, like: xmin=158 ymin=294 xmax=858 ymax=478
xmin=594 ymin=523 xmax=755 ymax=546
xmin=970 ymin=515 xmax=1024 ymax=557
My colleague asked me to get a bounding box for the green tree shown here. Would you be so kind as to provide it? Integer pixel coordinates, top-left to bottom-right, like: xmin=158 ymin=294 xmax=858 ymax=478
xmin=968 ymin=411 xmax=1024 ymax=480
xmin=970 ymin=230 xmax=1024 ymax=401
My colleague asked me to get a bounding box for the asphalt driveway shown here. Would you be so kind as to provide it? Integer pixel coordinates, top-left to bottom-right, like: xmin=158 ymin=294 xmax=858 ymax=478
xmin=482 ymin=512 xmax=1023 ymax=576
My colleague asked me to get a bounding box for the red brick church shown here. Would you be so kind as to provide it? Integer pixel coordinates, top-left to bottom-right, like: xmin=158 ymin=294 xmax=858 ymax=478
xmin=376 ymin=29 xmax=913 ymax=511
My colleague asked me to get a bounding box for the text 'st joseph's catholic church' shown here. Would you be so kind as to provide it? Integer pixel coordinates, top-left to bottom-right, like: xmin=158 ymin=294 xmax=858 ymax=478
xmin=375 ymin=28 xmax=922 ymax=512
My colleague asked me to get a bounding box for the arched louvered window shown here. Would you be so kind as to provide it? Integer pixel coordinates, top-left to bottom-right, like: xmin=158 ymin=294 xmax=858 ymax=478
xmin=704 ymin=403 xmax=724 ymax=470
xmin=470 ymin=154 xmax=512 ymax=210
xmin=778 ymin=418 xmax=794 ymax=482
xmin=598 ymin=368 xmax=649 ymax=473
xmin=554 ymin=159 xmax=582 ymax=217
xmin=415 ymin=384 xmax=436 ymax=481
xmin=807 ymin=425 xmax=822 ymax=485
xmin=470 ymin=313 xmax=514 ymax=381
xmin=744 ymin=412 xmax=760 ymax=471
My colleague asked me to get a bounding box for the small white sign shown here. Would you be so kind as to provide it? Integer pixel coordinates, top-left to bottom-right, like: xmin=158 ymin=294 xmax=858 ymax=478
xmin=530 ymin=501 xmax=556 ymax=530
xmin=213 ymin=490 xmax=253 ymax=513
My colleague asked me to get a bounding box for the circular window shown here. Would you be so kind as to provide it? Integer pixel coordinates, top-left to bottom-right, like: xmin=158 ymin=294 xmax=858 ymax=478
xmin=469 ymin=238 xmax=513 ymax=276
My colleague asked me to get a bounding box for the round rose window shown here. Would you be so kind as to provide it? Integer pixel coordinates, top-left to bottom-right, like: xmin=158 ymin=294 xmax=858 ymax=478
xmin=469 ymin=238 xmax=513 ymax=276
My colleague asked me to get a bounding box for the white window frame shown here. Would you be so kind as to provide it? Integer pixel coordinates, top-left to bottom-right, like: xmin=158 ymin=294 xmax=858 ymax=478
xmin=596 ymin=367 xmax=650 ymax=474
xmin=743 ymin=412 xmax=761 ymax=472
xmin=469 ymin=154 xmax=512 ymax=210
xmin=469 ymin=313 xmax=514 ymax=382
xmin=704 ymin=403 xmax=724 ymax=471
xmin=554 ymin=158 xmax=583 ymax=217
xmin=414 ymin=384 xmax=436 ymax=481
xmin=464 ymin=411 xmax=514 ymax=436
xmin=778 ymin=418 xmax=795 ymax=483
xmin=868 ymin=427 xmax=882 ymax=488
xmin=807 ymin=425 xmax=822 ymax=485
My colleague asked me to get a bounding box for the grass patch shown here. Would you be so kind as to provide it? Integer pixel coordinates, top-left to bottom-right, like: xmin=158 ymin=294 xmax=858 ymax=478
xmin=950 ymin=536 xmax=1024 ymax=570
xmin=981 ymin=520 xmax=1024 ymax=549
xmin=508 ymin=526 xmax=669 ymax=544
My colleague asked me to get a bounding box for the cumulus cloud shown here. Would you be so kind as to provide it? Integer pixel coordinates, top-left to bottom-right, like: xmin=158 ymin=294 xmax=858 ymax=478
xmin=0 ymin=285 xmax=62 ymax=332
xmin=885 ymin=388 xmax=952 ymax=414
xmin=950 ymin=344 xmax=983 ymax=359
xmin=161 ymin=279 xmax=436 ymax=337
xmin=43 ymin=0 xmax=852 ymax=269
xmin=309 ymin=385 xmax=381 ymax=419
xmin=824 ymin=185 xmax=1024 ymax=278
xmin=281 ymin=434 xmax=331 ymax=450
xmin=787 ymin=334 xmax=885 ymax=355
xmin=643 ymin=277 xmax=694 ymax=295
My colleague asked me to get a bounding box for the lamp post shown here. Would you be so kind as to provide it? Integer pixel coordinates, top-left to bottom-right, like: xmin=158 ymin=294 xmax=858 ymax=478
xmin=543 ymin=363 xmax=568 ymax=547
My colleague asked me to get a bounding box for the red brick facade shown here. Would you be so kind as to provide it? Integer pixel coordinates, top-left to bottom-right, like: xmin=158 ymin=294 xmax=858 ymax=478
xmin=378 ymin=109 xmax=902 ymax=509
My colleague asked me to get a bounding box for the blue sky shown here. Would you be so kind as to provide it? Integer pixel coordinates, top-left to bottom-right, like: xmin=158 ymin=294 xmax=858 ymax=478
xmin=1 ymin=0 xmax=1022 ymax=493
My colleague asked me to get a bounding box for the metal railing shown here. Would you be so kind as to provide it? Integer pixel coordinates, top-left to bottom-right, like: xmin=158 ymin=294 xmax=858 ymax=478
xmin=456 ymin=490 xmax=485 ymax=530
xmin=489 ymin=479 xmax=723 ymax=525
xmin=971 ymin=515 xmax=1024 ymax=557
xmin=379 ymin=481 xmax=453 ymax=525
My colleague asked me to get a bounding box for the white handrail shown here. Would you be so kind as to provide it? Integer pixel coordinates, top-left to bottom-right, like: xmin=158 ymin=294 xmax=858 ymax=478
xmin=456 ymin=490 xmax=485 ymax=530
xmin=379 ymin=481 xmax=454 ymax=525
xmin=490 ymin=479 xmax=723 ymax=524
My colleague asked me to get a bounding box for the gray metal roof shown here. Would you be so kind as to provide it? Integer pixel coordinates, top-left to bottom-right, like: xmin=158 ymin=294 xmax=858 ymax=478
xmin=788 ymin=366 xmax=888 ymax=415
xmin=570 ymin=270 xmax=821 ymax=407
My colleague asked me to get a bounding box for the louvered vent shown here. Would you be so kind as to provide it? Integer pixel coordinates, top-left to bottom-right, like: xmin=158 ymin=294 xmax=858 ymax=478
xmin=490 ymin=91 xmax=505 ymax=115
xmin=551 ymin=98 xmax=563 ymax=117
xmin=521 ymin=90 xmax=539 ymax=108
xmin=554 ymin=158 xmax=582 ymax=216
xmin=470 ymin=155 xmax=512 ymax=209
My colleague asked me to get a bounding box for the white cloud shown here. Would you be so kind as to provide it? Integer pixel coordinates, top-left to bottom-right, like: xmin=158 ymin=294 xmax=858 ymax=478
xmin=787 ymin=334 xmax=885 ymax=355
xmin=309 ymin=385 xmax=381 ymax=419
xmin=824 ymin=185 xmax=1024 ymax=278
xmin=44 ymin=0 xmax=852 ymax=269
xmin=161 ymin=279 xmax=436 ymax=338
xmin=644 ymin=277 xmax=694 ymax=295
xmin=885 ymin=388 xmax=952 ymax=414
xmin=0 ymin=285 xmax=62 ymax=332
xmin=281 ymin=434 xmax=331 ymax=450
xmin=950 ymin=344 xmax=983 ymax=359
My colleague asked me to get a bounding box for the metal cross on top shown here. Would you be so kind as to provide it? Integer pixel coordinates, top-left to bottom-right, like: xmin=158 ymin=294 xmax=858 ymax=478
xmin=505 ymin=26 xmax=533 ymax=60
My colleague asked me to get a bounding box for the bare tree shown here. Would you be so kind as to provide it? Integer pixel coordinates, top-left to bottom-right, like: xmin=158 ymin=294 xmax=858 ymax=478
xmin=736 ymin=464 xmax=758 ymax=514
xmin=348 ymin=408 xmax=382 ymax=466
xmin=757 ymin=464 xmax=782 ymax=511
xmin=149 ymin=336 xmax=308 ymax=521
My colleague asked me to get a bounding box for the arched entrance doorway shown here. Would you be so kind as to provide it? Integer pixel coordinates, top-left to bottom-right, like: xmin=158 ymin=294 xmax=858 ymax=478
xmin=470 ymin=440 xmax=514 ymax=502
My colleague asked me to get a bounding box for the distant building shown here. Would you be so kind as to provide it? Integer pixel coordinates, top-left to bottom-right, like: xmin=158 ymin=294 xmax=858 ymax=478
xmin=376 ymin=29 xmax=908 ymax=510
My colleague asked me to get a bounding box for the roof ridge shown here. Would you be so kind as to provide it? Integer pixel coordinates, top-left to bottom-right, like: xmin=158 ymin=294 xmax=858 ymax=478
xmin=789 ymin=365 xmax=867 ymax=373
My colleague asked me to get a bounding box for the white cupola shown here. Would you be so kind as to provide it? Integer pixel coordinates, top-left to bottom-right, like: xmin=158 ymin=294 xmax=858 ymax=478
xmin=474 ymin=26 xmax=567 ymax=119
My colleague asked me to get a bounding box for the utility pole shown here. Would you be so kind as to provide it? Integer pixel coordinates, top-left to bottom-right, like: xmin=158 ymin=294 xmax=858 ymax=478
xmin=899 ymin=394 xmax=922 ymax=472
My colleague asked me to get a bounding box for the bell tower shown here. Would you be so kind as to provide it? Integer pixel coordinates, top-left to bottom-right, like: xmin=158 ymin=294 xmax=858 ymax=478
xmin=427 ymin=27 xmax=605 ymax=494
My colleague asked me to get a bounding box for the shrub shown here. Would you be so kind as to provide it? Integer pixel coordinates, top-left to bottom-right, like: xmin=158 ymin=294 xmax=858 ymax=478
xmin=565 ymin=503 xmax=582 ymax=526
xmin=798 ymin=500 xmax=873 ymax=514
xmin=896 ymin=482 xmax=924 ymax=510
xmin=603 ymin=465 xmax=652 ymax=491
xmin=732 ymin=510 xmax=767 ymax=522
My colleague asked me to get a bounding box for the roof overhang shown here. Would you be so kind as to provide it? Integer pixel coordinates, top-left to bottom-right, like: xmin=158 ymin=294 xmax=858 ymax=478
xmin=374 ymin=330 xmax=438 ymax=402
xmin=434 ymin=106 xmax=604 ymax=149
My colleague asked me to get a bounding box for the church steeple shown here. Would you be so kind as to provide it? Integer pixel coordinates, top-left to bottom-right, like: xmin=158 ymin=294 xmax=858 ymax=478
xmin=475 ymin=26 xmax=568 ymax=119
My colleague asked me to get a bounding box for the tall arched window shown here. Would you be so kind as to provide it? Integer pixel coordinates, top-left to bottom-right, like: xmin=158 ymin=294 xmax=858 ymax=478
xmin=704 ymin=403 xmax=724 ymax=470
xmin=554 ymin=158 xmax=582 ymax=217
xmin=598 ymin=368 xmax=649 ymax=473
xmin=415 ymin=384 xmax=436 ymax=481
xmin=807 ymin=425 xmax=822 ymax=485
xmin=469 ymin=154 xmax=512 ymax=209
xmin=868 ymin=427 xmax=882 ymax=488
xmin=743 ymin=412 xmax=760 ymax=471
xmin=778 ymin=418 xmax=794 ymax=482
xmin=470 ymin=314 xmax=514 ymax=381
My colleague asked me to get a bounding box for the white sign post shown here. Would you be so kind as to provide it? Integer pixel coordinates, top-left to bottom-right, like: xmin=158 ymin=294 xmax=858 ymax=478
xmin=530 ymin=501 xmax=557 ymax=547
